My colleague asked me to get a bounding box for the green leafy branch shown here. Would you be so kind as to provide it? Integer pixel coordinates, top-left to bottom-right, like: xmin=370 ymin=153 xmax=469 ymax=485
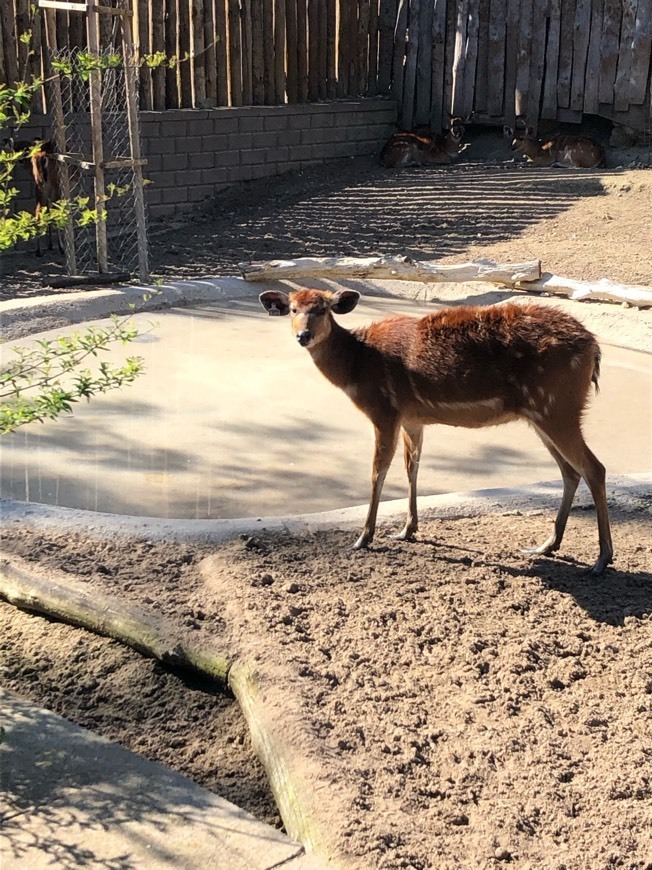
xmin=1 ymin=318 xmax=146 ymax=434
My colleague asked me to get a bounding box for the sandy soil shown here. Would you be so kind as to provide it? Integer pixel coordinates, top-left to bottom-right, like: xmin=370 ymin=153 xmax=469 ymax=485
xmin=1 ymin=135 xmax=651 ymax=868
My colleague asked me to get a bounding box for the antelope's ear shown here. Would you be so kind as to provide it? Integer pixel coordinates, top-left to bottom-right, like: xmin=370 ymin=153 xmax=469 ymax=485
xmin=259 ymin=290 xmax=290 ymax=316
xmin=330 ymin=289 xmax=360 ymax=315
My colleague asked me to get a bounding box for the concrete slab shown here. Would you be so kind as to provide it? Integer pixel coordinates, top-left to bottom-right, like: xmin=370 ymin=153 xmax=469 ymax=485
xmin=0 ymin=688 xmax=326 ymax=869
xmin=1 ymin=292 xmax=650 ymax=520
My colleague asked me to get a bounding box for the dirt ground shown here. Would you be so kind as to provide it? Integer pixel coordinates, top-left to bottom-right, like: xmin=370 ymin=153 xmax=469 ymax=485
xmin=1 ymin=135 xmax=651 ymax=868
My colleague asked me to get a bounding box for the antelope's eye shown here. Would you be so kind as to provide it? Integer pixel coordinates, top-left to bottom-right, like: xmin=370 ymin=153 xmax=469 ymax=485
xmin=290 ymin=308 xmax=297 ymax=315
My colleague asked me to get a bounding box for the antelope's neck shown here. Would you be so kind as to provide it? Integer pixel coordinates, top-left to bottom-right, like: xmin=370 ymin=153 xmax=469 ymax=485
xmin=308 ymin=321 xmax=360 ymax=391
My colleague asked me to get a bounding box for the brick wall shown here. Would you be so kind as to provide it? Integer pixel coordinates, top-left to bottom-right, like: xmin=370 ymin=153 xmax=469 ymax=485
xmin=7 ymin=99 xmax=397 ymax=221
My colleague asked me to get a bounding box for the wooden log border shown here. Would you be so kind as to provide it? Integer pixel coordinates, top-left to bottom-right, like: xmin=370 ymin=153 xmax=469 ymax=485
xmin=0 ymin=555 xmax=332 ymax=857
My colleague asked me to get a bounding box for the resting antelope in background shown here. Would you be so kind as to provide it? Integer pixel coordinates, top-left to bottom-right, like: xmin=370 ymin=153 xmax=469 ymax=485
xmin=6 ymin=138 xmax=64 ymax=255
xmin=506 ymin=125 xmax=606 ymax=168
xmin=260 ymin=289 xmax=613 ymax=575
xmin=380 ymin=116 xmax=467 ymax=168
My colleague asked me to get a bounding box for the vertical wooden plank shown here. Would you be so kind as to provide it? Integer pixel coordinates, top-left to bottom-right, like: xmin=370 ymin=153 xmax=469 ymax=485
xmin=165 ymin=0 xmax=180 ymax=107
xmin=628 ymin=0 xmax=652 ymax=104
xmin=15 ymin=0 xmax=30 ymax=80
xmin=451 ymin=0 xmax=468 ymax=112
xmin=177 ymin=0 xmax=193 ymax=107
xmin=262 ymin=0 xmax=274 ymax=101
xmin=275 ymin=0 xmax=287 ymax=102
xmin=214 ymin=0 xmax=229 ymax=104
xmin=541 ymin=0 xmax=561 ymax=118
xmin=204 ymin=0 xmax=218 ymax=104
xmin=326 ymin=0 xmax=336 ymax=97
xmin=527 ymin=0 xmax=548 ymax=121
xmin=430 ymin=0 xmax=447 ymax=128
xmin=583 ymin=0 xmax=603 ymax=114
xmin=134 ymin=0 xmax=151 ymax=109
xmin=598 ymin=0 xmax=621 ymax=104
xmin=462 ymin=0 xmax=480 ymax=117
xmin=151 ymin=0 xmax=166 ymax=108
xmin=68 ymin=4 xmax=85 ymax=51
xmin=318 ymin=0 xmax=328 ymax=99
xmin=514 ymin=0 xmax=533 ymax=117
xmin=308 ymin=0 xmax=319 ymax=98
xmin=402 ymin=0 xmax=420 ymax=127
xmin=443 ymin=0 xmax=459 ymax=117
xmin=241 ymin=0 xmax=253 ymax=104
xmin=377 ymin=0 xmax=397 ymax=93
xmin=228 ymin=0 xmax=243 ymax=105
xmin=556 ymin=0 xmax=575 ymax=108
xmin=487 ymin=0 xmax=506 ymax=117
xmin=358 ymin=0 xmax=370 ymax=94
xmin=367 ymin=0 xmax=379 ymax=94
xmin=614 ymin=0 xmax=638 ymax=111
xmin=391 ymin=0 xmax=408 ymax=111
xmin=43 ymin=9 xmax=77 ymax=274
xmin=190 ymin=0 xmax=207 ymax=105
xmin=86 ymin=0 xmax=109 ymax=273
xmin=120 ymin=5 xmax=150 ymax=281
xmin=29 ymin=5 xmax=46 ymax=113
xmin=348 ymin=0 xmax=359 ymax=93
xmin=251 ymin=0 xmax=264 ymax=102
xmin=414 ymin=0 xmax=433 ymax=123
xmin=296 ymin=0 xmax=308 ymax=99
xmin=337 ymin=0 xmax=351 ymax=95
xmin=285 ymin=0 xmax=298 ymax=100
xmin=473 ymin=0 xmax=490 ymax=115
xmin=569 ymin=0 xmax=591 ymax=111
xmin=0 ymin=14 xmax=7 ymax=95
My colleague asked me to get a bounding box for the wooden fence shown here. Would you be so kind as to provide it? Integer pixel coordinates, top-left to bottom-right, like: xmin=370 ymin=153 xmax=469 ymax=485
xmin=1 ymin=0 xmax=651 ymax=131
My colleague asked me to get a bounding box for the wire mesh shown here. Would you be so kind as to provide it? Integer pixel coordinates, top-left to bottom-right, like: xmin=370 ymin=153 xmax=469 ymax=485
xmin=48 ymin=39 xmax=147 ymax=279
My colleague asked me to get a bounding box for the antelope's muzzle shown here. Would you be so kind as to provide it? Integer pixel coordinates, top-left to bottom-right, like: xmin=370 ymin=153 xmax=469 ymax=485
xmin=297 ymin=330 xmax=312 ymax=347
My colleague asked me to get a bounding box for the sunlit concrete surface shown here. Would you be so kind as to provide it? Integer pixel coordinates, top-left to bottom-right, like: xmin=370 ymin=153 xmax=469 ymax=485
xmin=1 ymin=294 xmax=650 ymax=520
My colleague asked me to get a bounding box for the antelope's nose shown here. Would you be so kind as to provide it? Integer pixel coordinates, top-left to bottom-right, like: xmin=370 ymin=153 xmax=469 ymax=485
xmin=296 ymin=330 xmax=312 ymax=347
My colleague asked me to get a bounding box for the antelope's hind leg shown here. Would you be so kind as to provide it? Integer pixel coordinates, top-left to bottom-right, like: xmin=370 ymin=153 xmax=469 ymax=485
xmin=393 ymin=424 xmax=424 ymax=541
xmin=524 ymin=439 xmax=580 ymax=556
xmin=532 ymin=423 xmax=613 ymax=575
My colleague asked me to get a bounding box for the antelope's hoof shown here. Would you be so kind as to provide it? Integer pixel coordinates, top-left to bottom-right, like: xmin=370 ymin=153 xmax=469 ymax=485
xmin=392 ymin=529 xmax=417 ymax=542
xmin=353 ymin=534 xmax=371 ymax=550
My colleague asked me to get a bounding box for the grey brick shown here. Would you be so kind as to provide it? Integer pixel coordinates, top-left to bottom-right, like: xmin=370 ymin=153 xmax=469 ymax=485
xmin=162 ymin=153 xmax=189 ymax=171
xmin=161 ymin=187 xmax=189 ymax=204
xmin=301 ymin=128 xmax=337 ymax=145
xmin=311 ymin=113 xmax=336 ymax=128
xmin=175 ymin=169 xmax=204 ymax=186
xmin=288 ymin=114 xmax=311 ymax=130
xmin=142 ymin=154 xmax=162 ymax=172
xmin=159 ymin=120 xmax=188 ymax=139
xmin=264 ymin=115 xmax=292 ymax=131
xmin=148 ymin=203 xmax=178 ymax=220
xmin=276 ymin=129 xmax=301 ymax=147
xmin=146 ymin=137 xmax=176 ymax=155
xmin=202 ymin=134 xmax=229 ymax=151
xmin=187 ymin=118 xmax=216 ymax=136
xmin=188 ymin=187 xmax=212 ymax=202
xmin=251 ymin=131 xmax=279 ymax=149
xmin=226 ymin=165 xmax=254 ymax=183
xmin=240 ymin=148 xmax=267 ymax=165
xmin=201 ymin=167 xmax=229 ymax=185
xmin=212 ymin=117 xmax=239 ymax=134
xmin=228 ymin=132 xmax=253 ymax=149
xmin=188 ymin=151 xmax=216 ymax=169
xmin=214 ymin=150 xmax=240 ymax=167
xmin=144 ymin=187 xmax=162 ymax=205
xmin=239 ymin=116 xmax=264 ymax=132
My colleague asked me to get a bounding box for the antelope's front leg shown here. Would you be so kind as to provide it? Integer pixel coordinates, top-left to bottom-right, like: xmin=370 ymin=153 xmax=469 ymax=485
xmin=393 ymin=424 xmax=424 ymax=541
xmin=354 ymin=423 xmax=399 ymax=550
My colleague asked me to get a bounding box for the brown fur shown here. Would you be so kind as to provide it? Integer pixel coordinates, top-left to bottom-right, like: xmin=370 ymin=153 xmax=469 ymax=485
xmin=260 ymin=289 xmax=613 ymax=574
xmin=380 ymin=118 xmax=466 ymax=168
xmin=507 ymin=126 xmax=606 ymax=168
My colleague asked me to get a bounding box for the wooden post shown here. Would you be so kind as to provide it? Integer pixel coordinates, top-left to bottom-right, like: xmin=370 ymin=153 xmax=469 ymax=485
xmin=43 ymin=7 xmax=77 ymax=276
xmin=214 ymin=0 xmax=229 ymax=106
xmin=228 ymin=0 xmax=243 ymax=106
xmin=121 ymin=1 xmax=150 ymax=282
xmin=274 ymin=0 xmax=287 ymax=102
xmin=87 ymin=0 xmax=109 ymax=273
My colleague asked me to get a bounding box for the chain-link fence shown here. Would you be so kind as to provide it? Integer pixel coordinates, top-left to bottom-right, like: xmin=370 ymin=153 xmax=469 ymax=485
xmin=48 ymin=33 xmax=148 ymax=281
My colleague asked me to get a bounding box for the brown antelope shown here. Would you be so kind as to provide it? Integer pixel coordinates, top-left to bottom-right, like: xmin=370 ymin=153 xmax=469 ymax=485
xmin=506 ymin=125 xmax=606 ymax=168
xmin=7 ymin=138 xmax=64 ymax=255
xmin=260 ymin=289 xmax=613 ymax=575
xmin=380 ymin=117 xmax=467 ymax=168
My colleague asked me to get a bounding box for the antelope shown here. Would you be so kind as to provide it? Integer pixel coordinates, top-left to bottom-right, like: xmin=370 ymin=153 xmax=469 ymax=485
xmin=506 ymin=125 xmax=606 ymax=168
xmin=6 ymin=138 xmax=64 ymax=256
xmin=260 ymin=289 xmax=613 ymax=575
xmin=380 ymin=117 xmax=467 ymax=168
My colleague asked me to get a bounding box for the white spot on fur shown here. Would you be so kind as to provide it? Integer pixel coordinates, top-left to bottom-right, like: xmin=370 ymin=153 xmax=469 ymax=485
xmin=344 ymin=384 xmax=358 ymax=400
xmin=570 ymin=354 xmax=583 ymax=370
xmin=521 ymin=385 xmax=530 ymax=397
xmin=523 ymin=409 xmax=544 ymax=423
